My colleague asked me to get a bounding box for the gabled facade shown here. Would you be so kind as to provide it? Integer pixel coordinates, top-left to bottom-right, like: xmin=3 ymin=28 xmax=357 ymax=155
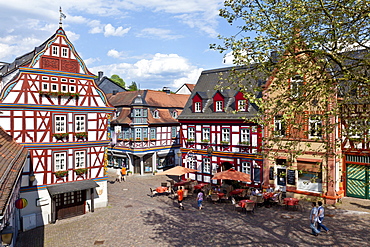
xmin=0 ymin=127 xmax=28 ymax=247
xmin=175 ymin=83 xmax=195 ymax=95
xmin=107 ymin=90 xmax=189 ymax=174
xmin=0 ymin=27 xmax=114 ymax=227
xmin=178 ymin=66 xmax=264 ymax=187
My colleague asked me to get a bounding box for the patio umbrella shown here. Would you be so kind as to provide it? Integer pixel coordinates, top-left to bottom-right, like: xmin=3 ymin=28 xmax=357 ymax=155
xmin=211 ymin=168 xmax=251 ymax=182
xmin=155 ymin=166 xmax=199 ymax=176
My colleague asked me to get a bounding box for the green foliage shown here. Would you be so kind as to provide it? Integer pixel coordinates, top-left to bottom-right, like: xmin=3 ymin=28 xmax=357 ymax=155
xmin=110 ymin=74 xmax=126 ymax=88
xmin=128 ymin=81 xmax=138 ymax=91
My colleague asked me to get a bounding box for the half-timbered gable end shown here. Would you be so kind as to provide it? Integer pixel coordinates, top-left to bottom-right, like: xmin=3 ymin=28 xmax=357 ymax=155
xmin=178 ymin=66 xmax=264 ymax=187
xmin=0 ymin=27 xmax=114 ymax=227
xmin=107 ymin=90 xmax=189 ymax=175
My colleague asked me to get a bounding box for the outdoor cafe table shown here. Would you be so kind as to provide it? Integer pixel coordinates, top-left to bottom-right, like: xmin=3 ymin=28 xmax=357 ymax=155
xmin=216 ymin=192 xmax=225 ymax=198
xmin=156 ymin=187 xmax=168 ymax=193
xmin=263 ymin=192 xmax=274 ymax=200
xmin=238 ymin=199 xmax=254 ymax=208
xmin=283 ymin=197 xmax=299 ymax=210
xmin=230 ymin=189 xmax=245 ymax=196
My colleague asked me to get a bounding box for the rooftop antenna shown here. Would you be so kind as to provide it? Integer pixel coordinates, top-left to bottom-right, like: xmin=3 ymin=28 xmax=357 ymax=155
xmin=59 ymin=7 xmax=66 ymax=28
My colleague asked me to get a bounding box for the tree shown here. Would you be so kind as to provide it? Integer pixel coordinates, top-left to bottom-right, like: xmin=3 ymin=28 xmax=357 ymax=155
xmin=110 ymin=74 xmax=125 ymax=88
xmin=212 ymin=0 xmax=370 ymax=201
xmin=128 ymin=81 xmax=138 ymax=91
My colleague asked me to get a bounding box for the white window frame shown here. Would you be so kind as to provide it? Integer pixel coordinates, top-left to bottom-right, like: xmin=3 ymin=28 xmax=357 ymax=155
xmin=171 ymin=126 xmax=177 ymax=138
xmin=61 ymin=47 xmax=68 ymax=58
xmin=274 ymin=116 xmax=285 ymax=137
xmin=70 ymin=85 xmax=76 ymax=93
xmin=52 ymin=46 xmax=59 ymax=56
xmin=61 ymin=85 xmax=68 ymax=93
xmin=216 ymin=101 xmax=223 ymax=112
xmin=187 ymin=160 xmax=196 ymax=170
xmin=75 ymin=150 xmax=86 ymax=168
xmin=51 ymin=83 xmax=58 ymax=92
xmin=241 ymin=161 xmax=251 ymax=175
xmin=54 ymin=152 xmax=66 ymax=171
xmin=238 ymin=100 xmax=247 ymax=111
xmin=55 ymin=115 xmax=67 ymax=133
xmin=188 ymin=127 xmax=195 ymax=140
xmin=309 ymin=117 xmax=322 ymax=139
xmin=195 ymin=102 xmax=201 ymax=112
xmin=135 ymin=128 xmax=142 ymax=140
xmin=153 ymin=110 xmax=159 ymax=118
xmin=203 ymin=158 xmax=211 ymax=173
xmin=202 ymin=128 xmax=210 ymax=141
xmin=150 ymin=128 xmax=156 ymax=140
xmin=172 ymin=111 xmax=178 ymax=118
xmin=42 ymin=76 xmax=49 ymax=81
xmin=42 ymin=82 xmax=49 ymax=91
xmin=291 ymin=76 xmax=303 ymax=98
xmin=75 ymin=115 xmax=86 ymax=132
xmin=240 ymin=128 xmax=250 ymax=143
xmin=222 ymin=128 xmax=230 ymax=143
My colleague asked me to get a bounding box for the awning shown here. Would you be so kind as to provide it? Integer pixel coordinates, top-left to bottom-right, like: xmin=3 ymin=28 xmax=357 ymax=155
xmin=47 ymin=180 xmax=99 ymax=196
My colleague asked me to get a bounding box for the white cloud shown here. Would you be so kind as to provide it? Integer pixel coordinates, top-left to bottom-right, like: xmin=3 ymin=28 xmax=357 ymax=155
xmin=103 ymin=24 xmax=131 ymax=37
xmin=107 ymin=49 xmax=126 ymax=59
xmin=89 ymin=53 xmax=200 ymax=89
xmin=137 ymin=28 xmax=183 ymax=40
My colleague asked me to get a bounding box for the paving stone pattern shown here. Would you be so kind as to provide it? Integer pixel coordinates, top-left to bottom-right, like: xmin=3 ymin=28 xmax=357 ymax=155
xmin=16 ymin=171 xmax=370 ymax=247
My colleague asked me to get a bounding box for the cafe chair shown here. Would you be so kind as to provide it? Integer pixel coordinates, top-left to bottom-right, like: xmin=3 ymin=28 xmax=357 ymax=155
xmin=211 ymin=194 xmax=219 ymax=203
xmin=231 ymin=197 xmax=242 ymax=212
xmin=150 ymin=188 xmax=157 ymax=197
xmin=256 ymin=195 xmax=264 ymax=207
xmin=161 ymin=182 xmax=168 ymax=187
xmin=245 ymin=202 xmax=255 ymax=215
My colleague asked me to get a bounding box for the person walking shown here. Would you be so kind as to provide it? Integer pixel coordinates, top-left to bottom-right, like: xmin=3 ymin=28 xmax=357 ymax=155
xmin=317 ymin=201 xmax=330 ymax=233
xmin=197 ymin=190 xmax=204 ymax=210
xmin=309 ymin=202 xmax=320 ymax=236
xmin=177 ymin=187 xmax=184 ymax=210
xmin=121 ymin=166 xmax=127 ymax=182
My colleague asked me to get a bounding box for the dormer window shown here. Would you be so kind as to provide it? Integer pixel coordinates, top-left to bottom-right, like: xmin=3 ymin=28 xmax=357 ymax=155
xmin=153 ymin=110 xmax=159 ymax=118
xmin=215 ymin=101 xmax=223 ymax=112
xmin=195 ymin=102 xmax=201 ymax=112
xmin=172 ymin=111 xmax=178 ymax=119
xmin=61 ymin=47 xmax=68 ymax=58
xmin=238 ymin=100 xmax=247 ymax=111
xmin=52 ymin=46 xmax=59 ymax=56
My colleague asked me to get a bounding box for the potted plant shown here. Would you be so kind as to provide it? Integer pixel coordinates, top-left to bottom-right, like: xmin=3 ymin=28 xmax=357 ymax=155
xmin=75 ymin=168 xmax=88 ymax=175
xmin=54 ymin=170 xmax=68 ymax=178
xmin=75 ymin=132 xmax=88 ymax=140
xmin=53 ymin=133 xmax=69 ymax=140
xmin=127 ymin=171 xmax=132 ymax=176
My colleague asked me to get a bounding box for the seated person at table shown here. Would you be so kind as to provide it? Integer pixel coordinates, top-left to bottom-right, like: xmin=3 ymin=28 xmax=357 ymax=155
xmin=251 ymin=188 xmax=257 ymax=196
xmin=214 ymin=186 xmax=221 ymax=193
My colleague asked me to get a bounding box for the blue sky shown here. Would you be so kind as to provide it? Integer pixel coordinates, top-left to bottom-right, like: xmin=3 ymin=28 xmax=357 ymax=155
xmin=0 ymin=0 xmax=238 ymax=91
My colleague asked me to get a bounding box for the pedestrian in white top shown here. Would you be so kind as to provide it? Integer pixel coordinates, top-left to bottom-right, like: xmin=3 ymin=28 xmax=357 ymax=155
xmin=317 ymin=201 xmax=330 ymax=233
xmin=115 ymin=168 xmax=122 ymax=183
xmin=310 ymin=202 xmax=320 ymax=236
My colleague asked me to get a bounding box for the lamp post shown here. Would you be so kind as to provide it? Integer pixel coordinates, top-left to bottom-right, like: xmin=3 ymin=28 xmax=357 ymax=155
xmin=177 ymin=150 xmax=182 ymax=167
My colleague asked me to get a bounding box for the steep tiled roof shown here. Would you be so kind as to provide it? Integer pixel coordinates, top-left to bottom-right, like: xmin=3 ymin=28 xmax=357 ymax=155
xmin=0 ymin=127 xmax=28 ymax=216
xmin=178 ymin=65 xmax=265 ymax=121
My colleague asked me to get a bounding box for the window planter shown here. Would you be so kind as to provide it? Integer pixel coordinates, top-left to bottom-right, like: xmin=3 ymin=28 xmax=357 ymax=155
xmin=187 ymin=139 xmax=195 ymax=142
xmin=53 ymin=133 xmax=69 ymax=140
xmin=201 ymin=140 xmax=209 ymax=143
xmin=239 ymin=141 xmax=250 ymax=146
xmin=220 ymin=141 xmax=229 ymax=145
xmin=75 ymin=168 xmax=88 ymax=175
xmin=54 ymin=170 xmax=68 ymax=178
xmin=39 ymin=91 xmax=80 ymax=98
xmin=75 ymin=132 xmax=87 ymax=140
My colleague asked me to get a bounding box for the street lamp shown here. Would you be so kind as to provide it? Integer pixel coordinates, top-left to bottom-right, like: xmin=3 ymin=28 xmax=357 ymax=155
xmin=1 ymin=226 xmax=14 ymax=246
xmin=177 ymin=150 xmax=182 ymax=166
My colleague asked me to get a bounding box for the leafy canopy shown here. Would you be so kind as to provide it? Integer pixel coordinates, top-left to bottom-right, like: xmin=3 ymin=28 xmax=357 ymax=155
xmin=110 ymin=74 xmax=126 ymax=88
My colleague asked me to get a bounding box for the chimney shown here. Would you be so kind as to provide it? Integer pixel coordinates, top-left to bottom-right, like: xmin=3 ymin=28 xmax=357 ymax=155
xmin=98 ymin=71 xmax=103 ymax=81
xmin=162 ymin=87 xmax=171 ymax=94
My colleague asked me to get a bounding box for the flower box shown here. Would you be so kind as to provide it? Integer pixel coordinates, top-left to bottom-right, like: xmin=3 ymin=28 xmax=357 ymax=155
xmin=53 ymin=133 xmax=69 ymax=140
xmin=54 ymin=170 xmax=68 ymax=178
xmin=75 ymin=132 xmax=88 ymax=139
xmin=75 ymin=168 xmax=88 ymax=175
xmin=39 ymin=91 xmax=80 ymax=98
xmin=220 ymin=141 xmax=229 ymax=145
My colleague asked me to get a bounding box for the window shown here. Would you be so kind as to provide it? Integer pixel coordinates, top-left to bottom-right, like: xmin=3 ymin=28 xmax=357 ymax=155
xmin=274 ymin=116 xmax=285 ymax=136
xmin=75 ymin=115 xmax=86 ymax=132
xmin=51 ymin=84 xmax=58 ymax=92
xmin=75 ymin=150 xmax=85 ymax=168
xmin=52 ymin=46 xmax=59 ymax=56
xmin=134 ymin=109 xmax=142 ymax=117
xmin=135 ymin=128 xmax=142 ymax=140
xmin=55 ymin=115 xmax=66 ymax=133
xmin=172 ymin=111 xmax=178 ymax=118
xmin=70 ymin=85 xmax=76 ymax=93
xmin=171 ymin=126 xmax=177 ymax=138
xmin=153 ymin=110 xmax=159 ymax=118
xmin=238 ymin=100 xmax=247 ymax=111
xmin=61 ymin=78 xmax=67 ymax=82
xmin=42 ymin=82 xmax=49 ymax=91
xmin=203 ymin=158 xmax=211 ymax=173
xmin=221 ymin=128 xmax=230 ymax=143
xmin=61 ymin=85 xmax=68 ymax=92
xmin=187 ymin=160 xmax=196 ymax=170
xmin=215 ymin=101 xmax=223 ymax=112
xmin=62 ymin=47 xmax=68 ymax=58
xmin=150 ymin=128 xmax=156 ymax=140
xmin=142 ymin=128 xmax=148 ymax=140
xmin=69 ymin=79 xmax=75 ymax=83
xmin=51 ymin=77 xmax=58 ymax=81
xmin=188 ymin=127 xmax=195 ymax=141
xmin=195 ymin=102 xmax=201 ymax=112
xmin=253 ymin=165 xmax=261 ymax=182
xmin=202 ymin=128 xmax=210 ymax=142
xmin=309 ymin=116 xmax=322 ymax=138
xmin=241 ymin=161 xmax=251 ymax=175
xmin=54 ymin=152 xmax=66 ymax=171
xmin=123 ymin=128 xmax=131 ymax=140
xmin=291 ymin=76 xmax=303 ymax=98
xmin=240 ymin=128 xmax=250 ymax=144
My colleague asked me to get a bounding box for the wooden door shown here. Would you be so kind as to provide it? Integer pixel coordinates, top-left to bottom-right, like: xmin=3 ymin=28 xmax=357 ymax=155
xmin=55 ymin=190 xmax=86 ymax=220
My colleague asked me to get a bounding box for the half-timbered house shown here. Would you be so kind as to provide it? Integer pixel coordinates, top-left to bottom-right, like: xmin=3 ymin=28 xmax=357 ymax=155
xmin=178 ymin=66 xmax=264 ymax=188
xmin=107 ymin=90 xmax=189 ymax=175
xmin=0 ymin=26 xmax=114 ymax=226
